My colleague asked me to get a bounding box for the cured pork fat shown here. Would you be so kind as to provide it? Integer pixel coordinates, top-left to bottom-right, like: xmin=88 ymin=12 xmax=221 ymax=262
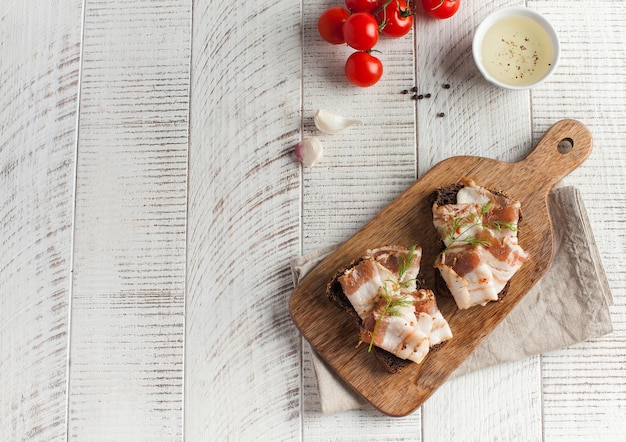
xmin=432 ymin=179 xmax=529 ymax=309
xmin=337 ymin=246 xmax=452 ymax=364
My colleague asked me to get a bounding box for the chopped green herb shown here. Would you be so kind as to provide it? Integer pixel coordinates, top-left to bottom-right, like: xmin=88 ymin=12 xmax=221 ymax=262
xmin=367 ymin=245 xmax=418 ymax=352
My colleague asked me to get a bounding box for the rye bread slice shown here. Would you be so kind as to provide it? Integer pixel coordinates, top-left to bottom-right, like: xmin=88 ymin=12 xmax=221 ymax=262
xmin=429 ymin=183 xmax=523 ymax=302
xmin=326 ymin=255 xmax=428 ymax=374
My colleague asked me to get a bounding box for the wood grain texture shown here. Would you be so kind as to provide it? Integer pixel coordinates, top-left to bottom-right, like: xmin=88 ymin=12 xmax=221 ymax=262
xmin=300 ymin=0 xmax=425 ymax=436
xmin=414 ymin=0 xmax=533 ymax=177
xmin=529 ymin=1 xmax=626 ymax=440
xmin=2 ymin=0 xmax=624 ymax=438
xmin=67 ymin=1 xmax=190 ymax=440
xmin=416 ymin=1 xmax=538 ymax=439
xmin=301 ymin=341 xmax=424 ymax=441
xmin=302 ymin=0 xmax=418 ymax=252
xmin=291 ymin=119 xmax=592 ymax=416
xmin=0 ymin=0 xmax=82 ymax=440
xmin=423 ymin=355 xmax=542 ymax=441
xmin=184 ymin=0 xmax=302 ymax=440
xmin=297 ymin=0 xmax=538 ymax=436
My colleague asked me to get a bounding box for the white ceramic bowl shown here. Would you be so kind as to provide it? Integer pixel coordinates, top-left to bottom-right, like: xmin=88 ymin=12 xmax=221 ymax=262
xmin=472 ymin=6 xmax=560 ymax=90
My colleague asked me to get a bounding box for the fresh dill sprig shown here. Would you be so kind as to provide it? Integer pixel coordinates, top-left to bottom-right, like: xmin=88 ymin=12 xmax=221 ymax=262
xmin=366 ymin=245 xmax=418 ymax=353
xmin=367 ymin=285 xmax=414 ymax=353
xmin=436 ymin=200 xmax=521 ymax=260
xmin=481 ymin=200 xmax=494 ymax=216
xmin=490 ymin=220 xmax=519 ymax=232
xmin=397 ymin=244 xmax=417 ymax=280
xmin=437 ymin=201 xmax=495 ymax=257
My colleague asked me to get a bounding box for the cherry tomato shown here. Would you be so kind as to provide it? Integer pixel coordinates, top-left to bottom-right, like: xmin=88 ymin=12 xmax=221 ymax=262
xmin=318 ymin=7 xmax=351 ymax=44
xmin=422 ymin=0 xmax=460 ymax=19
xmin=345 ymin=51 xmax=383 ymax=87
xmin=343 ymin=12 xmax=380 ymax=50
xmin=345 ymin=0 xmax=379 ymax=14
xmin=377 ymin=0 xmax=413 ymax=38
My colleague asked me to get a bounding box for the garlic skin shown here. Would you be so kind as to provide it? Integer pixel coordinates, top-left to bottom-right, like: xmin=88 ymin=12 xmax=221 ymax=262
xmin=314 ymin=108 xmax=363 ymax=134
xmin=295 ymin=137 xmax=323 ymax=167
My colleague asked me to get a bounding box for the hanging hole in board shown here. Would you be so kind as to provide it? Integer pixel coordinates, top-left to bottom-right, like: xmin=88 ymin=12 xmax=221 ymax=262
xmin=557 ymin=137 xmax=574 ymax=154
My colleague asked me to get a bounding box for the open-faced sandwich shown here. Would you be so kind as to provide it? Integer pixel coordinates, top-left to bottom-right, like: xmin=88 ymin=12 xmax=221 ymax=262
xmin=326 ymin=246 xmax=452 ymax=373
xmin=431 ymin=178 xmax=529 ymax=310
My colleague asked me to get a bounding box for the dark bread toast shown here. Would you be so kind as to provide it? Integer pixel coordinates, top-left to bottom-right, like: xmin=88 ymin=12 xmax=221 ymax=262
xmin=326 ymin=252 xmax=442 ymax=374
xmin=326 ymin=259 xmax=411 ymax=373
xmin=429 ymin=183 xmax=523 ymax=302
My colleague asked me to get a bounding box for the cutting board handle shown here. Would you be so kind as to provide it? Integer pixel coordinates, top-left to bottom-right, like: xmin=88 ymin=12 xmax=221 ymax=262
xmin=518 ymin=119 xmax=592 ymax=190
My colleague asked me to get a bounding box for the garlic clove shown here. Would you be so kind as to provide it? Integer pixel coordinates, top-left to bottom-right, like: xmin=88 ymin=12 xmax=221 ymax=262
xmin=295 ymin=137 xmax=323 ymax=167
xmin=314 ymin=108 xmax=363 ymax=134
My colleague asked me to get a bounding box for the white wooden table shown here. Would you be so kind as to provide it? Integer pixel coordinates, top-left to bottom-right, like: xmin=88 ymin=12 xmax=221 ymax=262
xmin=1 ymin=0 xmax=625 ymax=440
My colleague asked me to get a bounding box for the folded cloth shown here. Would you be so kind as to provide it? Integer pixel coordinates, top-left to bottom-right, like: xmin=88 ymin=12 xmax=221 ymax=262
xmin=290 ymin=186 xmax=614 ymax=414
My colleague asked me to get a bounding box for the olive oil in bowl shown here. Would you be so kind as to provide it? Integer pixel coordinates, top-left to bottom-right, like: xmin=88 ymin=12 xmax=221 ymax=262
xmin=473 ymin=7 xmax=560 ymax=90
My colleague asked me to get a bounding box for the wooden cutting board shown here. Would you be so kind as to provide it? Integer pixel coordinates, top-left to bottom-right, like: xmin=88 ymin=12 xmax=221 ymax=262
xmin=289 ymin=119 xmax=593 ymax=416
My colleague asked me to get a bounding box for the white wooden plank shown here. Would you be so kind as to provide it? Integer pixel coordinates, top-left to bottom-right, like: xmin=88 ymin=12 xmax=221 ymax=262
xmin=529 ymin=1 xmax=626 ymax=439
xmin=417 ymin=1 xmax=542 ymax=440
xmin=67 ymin=1 xmax=190 ymax=439
xmin=424 ymin=357 xmax=542 ymax=441
xmin=184 ymin=0 xmax=303 ymax=440
xmin=0 ymin=0 xmax=82 ymax=440
xmin=415 ymin=0 xmax=532 ymax=178
xmin=2 ymin=0 xmax=623 ymax=439
xmin=302 ymin=1 xmax=418 ymax=251
xmin=301 ymin=344 xmax=421 ymax=442
xmin=300 ymin=0 xmax=424 ymax=438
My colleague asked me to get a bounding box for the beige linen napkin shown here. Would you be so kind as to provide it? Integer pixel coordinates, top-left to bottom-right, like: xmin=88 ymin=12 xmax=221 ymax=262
xmin=290 ymin=186 xmax=614 ymax=414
